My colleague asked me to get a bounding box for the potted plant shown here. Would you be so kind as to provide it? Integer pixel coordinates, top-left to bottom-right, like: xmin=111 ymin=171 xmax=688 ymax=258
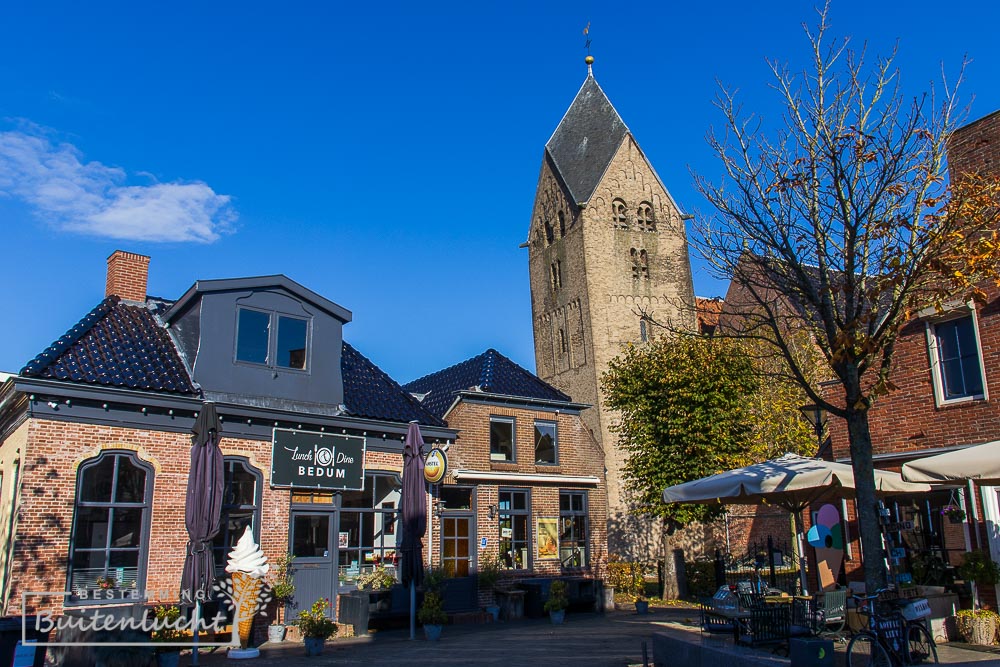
xmin=956 ymin=609 xmax=999 ymax=646
xmin=544 ymin=580 xmax=569 ymax=625
xmin=477 ymin=552 xmax=502 ymax=621
xmin=958 ymin=550 xmax=1000 ymax=586
xmin=418 ymin=590 xmax=448 ymax=640
xmin=267 ymin=554 xmax=295 ymax=643
xmin=633 ymin=593 xmax=649 ymax=615
xmin=357 ymin=563 xmax=396 ymax=613
xmin=942 ymin=505 xmax=966 ymax=523
xmin=296 ymin=598 xmax=337 ymax=656
xmin=95 ymin=575 xmax=116 ymax=591
xmin=151 ymin=604 xmax=183 ymax=667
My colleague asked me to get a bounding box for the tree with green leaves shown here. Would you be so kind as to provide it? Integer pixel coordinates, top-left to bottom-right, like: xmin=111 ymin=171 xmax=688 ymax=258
xmin=602 ymin=335 xmax=816 ymax=527
xmin=690 ymin=4 xmax=1000 ymax=590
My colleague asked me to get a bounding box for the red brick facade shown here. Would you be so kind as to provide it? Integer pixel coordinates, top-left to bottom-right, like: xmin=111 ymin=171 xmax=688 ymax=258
xmin=4 ymin=417 xmax=405 ymax=617
xmin=432 ymin=399 xmax=608 ymax=606
xmin=822 ymin=109 xmax=1000 ymax=605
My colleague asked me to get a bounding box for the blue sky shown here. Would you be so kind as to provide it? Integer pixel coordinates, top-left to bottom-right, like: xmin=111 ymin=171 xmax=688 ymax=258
xmin=2 ymin=1 xmax=999 ymax=383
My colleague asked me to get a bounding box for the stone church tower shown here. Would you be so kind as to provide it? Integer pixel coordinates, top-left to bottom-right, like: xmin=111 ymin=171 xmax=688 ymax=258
xmin=526 ymin=59 xmax=696 ymax=557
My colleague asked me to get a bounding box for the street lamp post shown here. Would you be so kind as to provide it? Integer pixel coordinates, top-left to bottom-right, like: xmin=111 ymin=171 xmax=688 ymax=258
xmin=799 ymin=404 xmax=827 ymax=457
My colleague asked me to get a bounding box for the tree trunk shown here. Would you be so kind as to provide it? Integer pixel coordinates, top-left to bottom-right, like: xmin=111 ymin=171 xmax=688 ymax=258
xmin=845 ymin=405 xmax=889 ymax=592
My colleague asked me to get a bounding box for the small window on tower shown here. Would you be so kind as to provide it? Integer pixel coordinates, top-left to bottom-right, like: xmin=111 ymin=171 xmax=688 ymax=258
xmin=637 ymin=202 xmax=656 ymax=232
xmin=558 ymin=211 xmax=566 ymax=237
xmin=544 ymin=218 xmax=555 ymax=245
xmin=639 ymin=250 xmax=649 ymax=279
xmin=640 ymin=319 xmax=648 ymax=342
xmin=630 ymin=248 xmax=640 ymax=279
xmin=559 ymin=329 xmax=567 ymax=355
xmin=550 ymin=261 xmax=562 ymax=290
xmin=612 ymin=199 xmax=629 ymax=229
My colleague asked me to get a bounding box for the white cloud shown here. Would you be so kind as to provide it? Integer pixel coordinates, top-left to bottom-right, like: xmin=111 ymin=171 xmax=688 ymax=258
xmin=0 ymin=125 xmax=235 ymax=243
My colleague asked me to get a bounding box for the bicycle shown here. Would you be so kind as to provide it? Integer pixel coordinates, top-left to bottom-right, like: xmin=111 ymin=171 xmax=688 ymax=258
xmin=846 ymin=589 xmax=938 ymax=666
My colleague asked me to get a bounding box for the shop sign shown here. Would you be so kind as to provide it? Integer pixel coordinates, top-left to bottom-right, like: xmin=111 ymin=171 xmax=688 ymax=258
xmin=271 ymin=428 xmax=366 ymax=490
xmin=424 ymin=447 xmax=448 ymax=484
xmin=883 ymin=521 xmax=914 ymax=532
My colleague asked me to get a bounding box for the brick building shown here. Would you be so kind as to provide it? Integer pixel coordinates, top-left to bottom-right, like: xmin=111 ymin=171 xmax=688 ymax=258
xmin=403 ymin=349 xmax=608 ymax=605
xmin=822 ymin=109 xmax=1000 ymax=607
xmin=525 ymin=58 xmax=697 ymax=559
xmin=0 ymin=251 xmax=457 ymax=619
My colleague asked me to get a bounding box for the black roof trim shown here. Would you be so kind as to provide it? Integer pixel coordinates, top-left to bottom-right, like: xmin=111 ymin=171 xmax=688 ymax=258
xmin=164 ymin=275 xmax=353 ymax=324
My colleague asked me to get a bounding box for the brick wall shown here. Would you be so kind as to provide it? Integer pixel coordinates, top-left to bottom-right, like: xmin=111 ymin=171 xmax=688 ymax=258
xmin=950 ymin=109 xmax=1000 ymax=178
xmin=5 ymin=417 xmax=403 ymax=616
xmin=433 ymin=400 xmax=608 ymax=600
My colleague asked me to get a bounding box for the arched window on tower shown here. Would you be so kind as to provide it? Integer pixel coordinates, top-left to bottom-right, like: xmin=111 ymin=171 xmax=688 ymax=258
xmin=550 ymin=261 xmax=562 ymax=290
xmin=558 ymin=211 xmax=566 ymax=237
xmin=637 ymin=202 xmax=656 ymax=232
xmin=640 ymin=319 xmax=648 ymax=343
xmin=639 ymin=249 xmax=649 ymax=279
xmin=558 ymin=328 xmax=568 ymax=355
xmin=630 ymin=248 xmax=640 ymax=279
xmin=544 ymin=218 xmax=555 ymax=245
xmin=612 ymin=199 xmax=629 ymax=229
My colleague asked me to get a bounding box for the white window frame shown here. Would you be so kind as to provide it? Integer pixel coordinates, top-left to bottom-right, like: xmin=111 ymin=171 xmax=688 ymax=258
xmin=923 ymin=302 xmax=988 ymax=407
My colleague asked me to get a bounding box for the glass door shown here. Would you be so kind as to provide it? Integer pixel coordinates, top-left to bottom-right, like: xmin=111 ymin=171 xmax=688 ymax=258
xmin=441 ymin=516 xmax=472 ymax=577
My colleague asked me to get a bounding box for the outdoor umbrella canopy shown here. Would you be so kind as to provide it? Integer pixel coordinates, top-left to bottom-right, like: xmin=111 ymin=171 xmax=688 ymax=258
xmin=662 ymin=453 xmax=931 ymax=512
xmin=400 ymin=421 xmax=427 ymax=639
xmin=181 ymin=402 xmax=225 ymax=600
xmin=902 ymin=440 xmax=1000 ymax=484
xmin=662 ymin=453 xmax=932 ymax=594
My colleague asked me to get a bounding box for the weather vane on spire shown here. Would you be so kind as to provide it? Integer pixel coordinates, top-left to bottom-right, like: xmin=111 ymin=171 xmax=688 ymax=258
xmin=583 ymin=22 xmax=594 ymax=68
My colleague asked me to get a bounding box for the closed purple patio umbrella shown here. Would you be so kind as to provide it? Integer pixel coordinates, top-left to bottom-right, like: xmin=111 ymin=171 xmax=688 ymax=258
xmin=181 ymin=402 xmax=225 ymax=662
xmin=400 ymin=421 xmax=427 ymax=639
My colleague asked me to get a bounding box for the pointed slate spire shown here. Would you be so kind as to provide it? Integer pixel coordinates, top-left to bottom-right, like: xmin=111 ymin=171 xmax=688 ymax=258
xmin=545 ymin=57 xmax=630 ymax=206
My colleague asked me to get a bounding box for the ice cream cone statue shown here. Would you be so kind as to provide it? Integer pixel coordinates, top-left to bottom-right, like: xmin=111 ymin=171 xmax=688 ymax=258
xmin=807 ymin=504 xmax=845 ymax=591
xmin=223 ymin=526 xmax=270 ymax=650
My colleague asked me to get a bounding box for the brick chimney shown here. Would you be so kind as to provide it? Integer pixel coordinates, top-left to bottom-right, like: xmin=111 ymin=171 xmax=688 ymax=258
xmin=105 ymin=250 xmax=150 ymax=302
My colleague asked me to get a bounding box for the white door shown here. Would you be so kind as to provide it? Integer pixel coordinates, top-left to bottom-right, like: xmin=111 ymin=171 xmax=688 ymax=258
xmin=979 ymin=486 xmax=1000 ymax=604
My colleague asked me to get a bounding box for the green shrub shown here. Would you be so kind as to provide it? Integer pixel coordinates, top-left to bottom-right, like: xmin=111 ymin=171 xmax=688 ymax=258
xmin=477 ymin=552 xmax=502 ymax=591
xmin=296 ymin=598 xmax=337 ymax=639
xmin=607 ymin=559 xmax=646 ymax=600
xmin=543 ymin=580 xmax=568 ymax=613
xmin=151 ymin=605 xmax=183 ymax=644
xmin=418 ymin=591 xmax=448 ymax=625
xmin=685 ymin=560 xmax=718 ymax=599
xmin=958 ymin=551 xmax=1000 ymax=586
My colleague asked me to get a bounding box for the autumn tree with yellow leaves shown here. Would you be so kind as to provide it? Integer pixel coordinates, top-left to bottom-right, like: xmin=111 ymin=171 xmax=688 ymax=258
xmin=691 ymin=4 xmax=1000 ymax=590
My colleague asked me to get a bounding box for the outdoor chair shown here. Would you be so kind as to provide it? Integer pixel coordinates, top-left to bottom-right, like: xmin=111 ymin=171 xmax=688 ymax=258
xmin=699 ymin=598 xmax=735 ymax=635
xmin=736 ymin=605 xmax=790 ymax=648
xmin=816 ymin=588 xmax=847 ymax=635
xmin=737 ymin=591 xmax=766 ymax=609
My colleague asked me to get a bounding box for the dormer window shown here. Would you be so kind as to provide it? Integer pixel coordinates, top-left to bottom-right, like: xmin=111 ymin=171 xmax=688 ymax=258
xmin=236 ymin=307 xmax=310 ymax=371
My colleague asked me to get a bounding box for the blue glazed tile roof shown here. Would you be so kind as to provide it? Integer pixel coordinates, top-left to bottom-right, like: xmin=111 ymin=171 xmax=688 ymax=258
xmin=19 ymin=296 xmax=444 ymax=427
xmin=341 ymin=342 xmax=445 ymax=427
xmin=403 ymin=349 xmax=572 ymax=420
xmin=20 ymin=296 xmax=197 ymax=395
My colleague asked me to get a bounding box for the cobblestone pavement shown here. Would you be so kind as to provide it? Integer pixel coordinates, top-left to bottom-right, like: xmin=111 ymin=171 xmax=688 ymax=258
xmin=185 ymin=608 xmax=1000 ymax=667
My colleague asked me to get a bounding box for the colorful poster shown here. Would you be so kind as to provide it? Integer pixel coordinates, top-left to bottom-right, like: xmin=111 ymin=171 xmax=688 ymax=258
xmin=536 ymin=518 xmax=559 ymax=559
xmin=807 ymin=503 xmax=845 ymax=590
